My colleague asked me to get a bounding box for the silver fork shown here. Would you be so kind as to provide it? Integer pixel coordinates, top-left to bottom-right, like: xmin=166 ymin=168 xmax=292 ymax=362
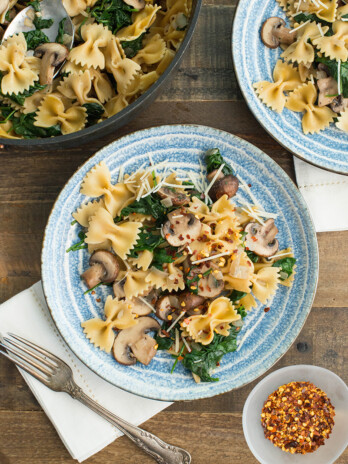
xmin=0 ymin=333 xmax=191 ymax=464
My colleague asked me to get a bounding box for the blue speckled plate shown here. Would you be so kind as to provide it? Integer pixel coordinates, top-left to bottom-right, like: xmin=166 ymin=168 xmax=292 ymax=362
xmin=41 ymin=125 xmax=318 ymax=401
xmin=232 ymin=0 xmax=348 ymax=175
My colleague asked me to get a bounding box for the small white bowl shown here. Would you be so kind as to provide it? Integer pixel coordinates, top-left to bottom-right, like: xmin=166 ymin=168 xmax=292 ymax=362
xmin=243 ymin=365 xmax=348 ymax=464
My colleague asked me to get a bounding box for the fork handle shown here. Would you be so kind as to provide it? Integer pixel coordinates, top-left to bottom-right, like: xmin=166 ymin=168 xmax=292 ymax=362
xmin=74 ymin=389 xmax=191 ymax=464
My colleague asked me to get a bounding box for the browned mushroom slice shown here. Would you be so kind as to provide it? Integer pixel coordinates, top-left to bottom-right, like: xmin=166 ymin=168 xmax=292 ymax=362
xmin=317 ymin=77 xmax=338 ymax=107
xmin=162 ymin=210 xmax=202 ymax=246
xmin=112 ymin=317 xmax=160 ymax=366
xmin=81 ymin=250 xmax=119 ymax=289
xmin=113 ymin=279 xmax=126 ymax=299
xmin=208 ymin=172 xmax=239 ymax=201
xmin=261 ymin=17 xmax=296 ymax=49
xmin=34 ymin=43 xmax=69 ymax=85
xmin=177 ymin=291 xmax=206 ymax=315
xmin=186 ymin=263 xmax=224 ymax=298
xmin=155 ymin=294 xmax=180 ymax=321
xmin=330 ymin=95 xmax=348 ymax=113
xmin=156 ymin=187 xmax=190 ymax=206
xmin=244 ymin=219 xmax=279 ymax=258
xmin=131 ymin=297 xmax=153 ymax=316
xmin=123 ymin=0 xmax=145 ymax=9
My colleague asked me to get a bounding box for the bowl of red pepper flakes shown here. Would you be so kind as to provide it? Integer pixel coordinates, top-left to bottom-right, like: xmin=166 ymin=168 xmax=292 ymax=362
xmin=242 ymin=365 xmax=348 ymax=464
xmin=261 ymin=381 xmax=335 ymax=454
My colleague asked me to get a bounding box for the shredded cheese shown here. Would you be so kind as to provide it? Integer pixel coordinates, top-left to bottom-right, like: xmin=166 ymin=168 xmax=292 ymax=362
xmin=167 ymin=311 xmax=186 ymax=332
xmin=204 ymin=163 xmax=225 ymax=196
xmin=182 ymin=335 xmax=191 ymax=353
xmin=137 ymin=296 xmax=156 ymax=313
xmin=290 ymin=20 xmax=310 ymax=33
xmin=338 ymin=59 xmax=342 ymax=95
xmin=162 ymin=182 xmax=194 ymax=189
xmin=192 ymin=251 xmax=231 ymax=265
xmin=317 ymin=23 xmax=324 ymax=37
xmin=317 ymin=0 xmax=328 ymax=8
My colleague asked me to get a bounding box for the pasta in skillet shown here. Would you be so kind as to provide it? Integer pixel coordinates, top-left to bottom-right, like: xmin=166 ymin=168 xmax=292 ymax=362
xmin=254 ymin=1 xmax=348 ymax=135
xmin=0 ymin=0 xmax=192 ymax=138
xmin=68 ymin=148 xmax=297 ymax=382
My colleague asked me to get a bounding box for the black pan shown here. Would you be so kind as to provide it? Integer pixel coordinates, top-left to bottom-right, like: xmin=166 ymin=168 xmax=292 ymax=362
xmin=1 ymin=0 xmax=202 ymax=148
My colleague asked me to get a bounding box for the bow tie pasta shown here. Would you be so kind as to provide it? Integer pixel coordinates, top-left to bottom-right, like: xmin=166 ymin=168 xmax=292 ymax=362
xmin=254 ymin=1 xmax=348 ymax=135
xmin=0 ymin=0 xmax=193 ymax=138
xmin=69 ymin=149 xmax=296 ymax=381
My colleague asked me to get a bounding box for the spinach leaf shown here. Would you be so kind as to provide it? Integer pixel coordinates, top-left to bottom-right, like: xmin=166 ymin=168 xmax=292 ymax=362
xmin=90 ymin=0 xmax=134 ymax=34
xmin=272 ymin=257 xmax=296 ymax=280
xmin=66 ymin=231 xmax=87 ymax=252
xmin=4 ymin=81 xmax=47 ymax=106
xmin=11 ymin=112 xmax=61 ymax=138
xmin=121 ymin=33 xmax=145 ymax=58
xmin=83 ymin=103 xmax=105 ymax=125
xmin=182 ymin=327 xmax=240 ymax=382
xmin=56 ymin=18 xmax=67 ymax=44
xmin=152 ymin=247 xmax=178 ymax=270
xmin=205 ymin=148 xmax=234 ymax=176
xmin=127 ymin=227 xmax=165 ymax=257
xmin=155 ymin=322 xmax=175 ymax=350
xmin=33 ymin=16 xmax=54 ymax=30
xmin=236 ymin=305 xmax=247 ymax=318
xmin=316 ymin=56 xmax=348 ymax=98
xmin=27 ymin=0 xmax=41 ymax=12
xmin=292 ymin=12 xmax=332 ymax=28
xmin=120 ymin=194 xmax=169 ymax=223
xmin=23 ymin=29 xmax=50 ymax=49
xmin=229 ymin=290 xmax=247 ymax=302
xmin=246 ymin=249 xmax=259 ymax=263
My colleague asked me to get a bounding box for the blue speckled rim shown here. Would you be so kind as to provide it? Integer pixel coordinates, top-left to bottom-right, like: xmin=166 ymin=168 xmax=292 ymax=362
xmin=232 ymin=0 xmax=348 ymax=175
xmin=42 ymin=125 xmax=319 ymax=401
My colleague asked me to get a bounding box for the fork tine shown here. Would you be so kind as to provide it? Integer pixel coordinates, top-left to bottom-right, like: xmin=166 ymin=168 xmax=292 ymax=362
xmin=7 ymin=333 xmax=60 ymax=365
xmin=3 ymin=337 xmax=57 ymax=370
xmin=0 ymin=349 xmax=50 ymax=385
xmin=0 ymin=342 xmax=53 ymax=377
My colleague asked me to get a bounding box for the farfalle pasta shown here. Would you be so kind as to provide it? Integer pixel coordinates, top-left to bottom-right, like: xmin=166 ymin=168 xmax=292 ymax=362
xmin=255 ymin=2 xmax=348 ymax=135
xmin=70 ymin=148 xmax=296 ymax=382
xmin=0 ymin=0 xmax=192 ymax=138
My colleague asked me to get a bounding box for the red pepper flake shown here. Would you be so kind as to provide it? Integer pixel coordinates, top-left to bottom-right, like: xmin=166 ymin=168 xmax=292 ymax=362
xmin=251 ymin=236 xmax=258 ymax=242
xmin=96 ymin=298 xmax=101 ymax=302
xmin=248 ymin=183 xmax=252 ymax=187
xmin=245 ymin=246 xmax=250 ymax=251
xmin=91 ymin=291 xmax=95 ymax=295
xmin=216 ymin=361 xmax=220 ymax=367
xmin=179 ymin=234 xmax=184 ymax=241
xmin=264 ymin=307 xmax=270 ymax=313
xmin=178 ymin=356 xmax=184 ymax=361
xmin=186 ymin=234 xmax=191 ymax=239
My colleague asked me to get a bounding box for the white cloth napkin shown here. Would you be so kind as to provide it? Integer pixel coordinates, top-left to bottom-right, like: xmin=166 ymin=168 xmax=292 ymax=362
xmin=294 ymin=158 xmax=348 ymax=232
xmin=0 ymin=282 xmax=172 ymax=462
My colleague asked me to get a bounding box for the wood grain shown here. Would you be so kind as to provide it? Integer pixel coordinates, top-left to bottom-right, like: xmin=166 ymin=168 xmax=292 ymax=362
xmin=0 ymin=0 xmax=347 ymax=462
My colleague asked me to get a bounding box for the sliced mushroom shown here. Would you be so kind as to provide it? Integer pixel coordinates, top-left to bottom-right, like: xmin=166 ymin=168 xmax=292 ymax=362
xmin=155 ymin=294 xmax=180 ymax=321
xmin=186 ymin=263 xmax=224 ymax=298
xmin=177 ymin=291 xmax=206 ymax=315
xmin=113 ymin=279 xmax=126 ymax=299
xmin=330 ymin=95 xmax=348 ymax=113
xmin=315 ymin=63 xmax=329 ymax=80
xmin=123 ymin=0 xmax=145 ymax=8
xmin=261 ymin=17 xmax=296 ymax=49
xmin=81 ymin=250 xmax=119 ymax=289
xmin=317 ymin=76 xmax=338 ymax=107
xmin=34 ymin=43 xmax=69 ymax=85
xmin=156 ymin=187 xmax=190 ymax=206
xmin=207 ymin=172 xmax=239 ymax=201
xmin=244 ymin=219 xmax=279 ymax=258
xmin=113 ymin=316 xmax=160 ymax=366
xmin=162 ymin=209 xmax=202 ymax=247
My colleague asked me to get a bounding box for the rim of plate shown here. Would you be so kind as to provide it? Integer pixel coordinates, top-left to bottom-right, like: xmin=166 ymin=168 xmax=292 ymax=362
xmin=231 ymin=1 xmax=348 ymax=177
xmin=242 ymin=365 xmax=348 ymax=464
xmin=41 ymin=124 xmax=319 ymax=401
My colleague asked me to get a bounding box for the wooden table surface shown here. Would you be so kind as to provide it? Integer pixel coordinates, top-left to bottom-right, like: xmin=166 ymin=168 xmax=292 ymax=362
xmin=1 ymin=1 xmax=347 ymax=463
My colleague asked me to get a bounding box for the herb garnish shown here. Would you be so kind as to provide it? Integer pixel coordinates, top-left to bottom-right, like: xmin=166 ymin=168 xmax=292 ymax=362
xmin=272 ymin=257 xmax=296 ymax=280
xmin=205 ymin=148 xmax=235 ymax=176
xmin=66 ymin=231 xmax=88 ymax=252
